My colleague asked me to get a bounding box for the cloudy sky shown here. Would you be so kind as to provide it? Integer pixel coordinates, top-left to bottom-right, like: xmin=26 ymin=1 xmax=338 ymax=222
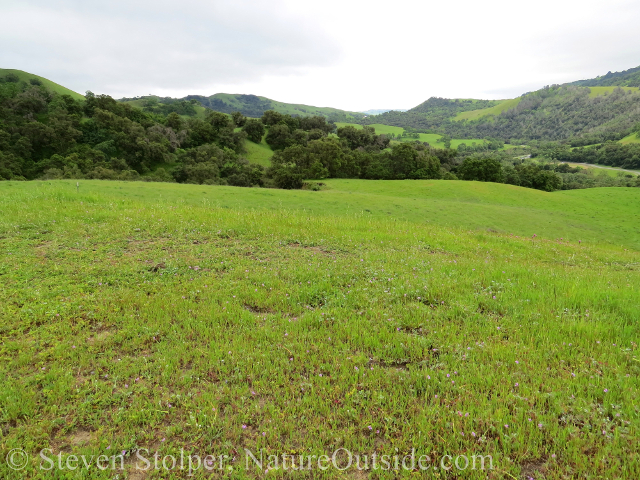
xmin=2 ymin=0 xmax=640 ymax=111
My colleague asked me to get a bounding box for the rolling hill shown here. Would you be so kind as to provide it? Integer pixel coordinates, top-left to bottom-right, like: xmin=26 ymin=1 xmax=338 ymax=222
xmin=569 ymin=64 xmax=640 ymax=88
xmin=119 ymin=93 xmax=365 ymax=121
xmin=0 ymin=68 xmax=84 ymax=100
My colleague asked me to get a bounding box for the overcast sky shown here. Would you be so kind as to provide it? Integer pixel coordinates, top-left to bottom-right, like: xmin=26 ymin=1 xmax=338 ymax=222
xmin=2 ymin=0 xmax=640 ymax=111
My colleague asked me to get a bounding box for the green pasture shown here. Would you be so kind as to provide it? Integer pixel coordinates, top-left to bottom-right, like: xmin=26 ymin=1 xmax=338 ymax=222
xmin=0 ymin=180 xmax=638 ymax=479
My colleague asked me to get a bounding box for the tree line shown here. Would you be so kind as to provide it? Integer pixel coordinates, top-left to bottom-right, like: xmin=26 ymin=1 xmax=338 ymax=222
xmin=1 ymin=73 xmax=637 ymax=192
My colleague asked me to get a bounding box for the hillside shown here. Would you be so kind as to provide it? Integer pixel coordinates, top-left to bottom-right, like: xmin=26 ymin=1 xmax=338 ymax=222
xmin=0 ymin=68 xmax=84 ymax=100
xmin=569 ymin=64 xmax=640 ymax=88
xmin=359 ymin=85 xmax=640 ymax=144
xmin=1 ymin=179 xmax=638 ymax=479
xmin=120 ymin=93 xmax=365 ymax=121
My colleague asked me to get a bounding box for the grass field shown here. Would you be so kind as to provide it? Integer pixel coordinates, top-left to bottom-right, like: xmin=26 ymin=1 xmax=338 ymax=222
xmin=454 ymin=98 xmax=522 ymax=122
xmin=0 ymin=69 xmax=85 ymax=101
xmin=0 ymin=180 xmax=638 ymax=479
xmin=243 ymin=137 xmax=274 ymax=166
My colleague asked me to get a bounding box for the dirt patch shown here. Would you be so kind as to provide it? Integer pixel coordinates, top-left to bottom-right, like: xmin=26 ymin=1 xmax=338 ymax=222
xmin=520 ymin=458 xmax=547 ymax=479
xmin=287 ymin=243 xmax=337 ymax=256
xmin=68 ymin=429 xmax=93 ymax=446
xmin=87 ymin=330 xmax=111 ymax=345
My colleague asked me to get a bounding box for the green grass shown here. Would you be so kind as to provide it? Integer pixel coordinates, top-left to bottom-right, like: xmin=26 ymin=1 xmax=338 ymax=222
xmin=587 ymin=86 xmax=639 ymax=98
xmin=243 ymin=136 xmax=274 ymax=166
xmin=454 ymin=98 xmax=522 ymax=122
xmin=0 ymin=180 xmax=638 ymax=479
xmin=0 ymin=69 xmax=85 ymax=100
xmin=620 ymin=133 xmax=640 ymax=145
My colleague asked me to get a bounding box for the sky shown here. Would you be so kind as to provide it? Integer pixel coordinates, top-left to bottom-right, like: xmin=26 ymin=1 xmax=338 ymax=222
xmin=2 ymin=0 xmax=640 ymax=111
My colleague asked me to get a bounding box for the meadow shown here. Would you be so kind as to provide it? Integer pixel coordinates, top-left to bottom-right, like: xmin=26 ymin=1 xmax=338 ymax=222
xmin=333 ymin=123 xmax=501 ymax=150
xmin=0 ymin=180 xmax=638 ymax=479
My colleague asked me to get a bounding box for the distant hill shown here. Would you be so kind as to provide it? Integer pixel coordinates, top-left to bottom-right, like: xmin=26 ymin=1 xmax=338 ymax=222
xmin=358 ymin=81 xmax=640 ymax=144
xmin=360 ymin=109 xmax=407 ymax=115
xmin=120 ymin=93 xmax=365 ymax=121
xmin=568 ymin=65 xmax=640 ymax=88
xmin=0 ymin=69 xmax=84 ymax=100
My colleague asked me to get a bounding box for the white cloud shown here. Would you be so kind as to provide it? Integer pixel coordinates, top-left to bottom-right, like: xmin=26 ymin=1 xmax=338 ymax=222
xmin=2 ymin=0 xmax=640 ymax=111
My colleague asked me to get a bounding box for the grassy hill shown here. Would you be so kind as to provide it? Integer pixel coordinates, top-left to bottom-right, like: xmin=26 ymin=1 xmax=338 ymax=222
xmin=0 ymin=68 xmax=84 ymax=100
xmin=0 ymin=179 xmax=638 ymax=479
xmin=121 ymin=93 xmax=366 ymax=121
xmin=454 ymin=98 xmax=522 ymax=122
xmin=569 ymin=65 xmax=640 ymax=88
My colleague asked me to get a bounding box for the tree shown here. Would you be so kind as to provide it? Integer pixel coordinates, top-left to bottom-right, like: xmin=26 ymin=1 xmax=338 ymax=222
xmin=457 ymin=157 xmax=504 ymax=182
xmin=265 ymin=124 xmax=291 ymax=150
xmin=269 ymin=162 xmax=304 ymax=189
xmin=243 ymin=119 xmax=265 ymax=143
xmin=231 ymin=111 xmax=246 ymax=127
xmin=388 ymin=143 xmax=440 ymax=179
xmin=261 ymin=110 xmax=285 ymax=126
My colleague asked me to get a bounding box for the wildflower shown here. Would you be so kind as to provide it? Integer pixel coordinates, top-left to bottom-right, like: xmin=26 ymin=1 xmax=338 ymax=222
xmin=368 ymin=426 xmax=372 ymax=430
xmin=604 ymin=389 xmax=608 ymax=393
xmin=242 ymin=425 xmax=247 ymax=429
xmin=515 ymin=383 xmax=519 ymax=387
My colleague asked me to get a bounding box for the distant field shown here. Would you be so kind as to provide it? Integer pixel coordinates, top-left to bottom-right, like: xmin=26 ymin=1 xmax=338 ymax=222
xmin=563 ymin=162 xmax=640 ymax=176
xmin=454 ymin=98 xmax=522 ymax=121
xmin=587 ymin=86 xmax=640 ymax=98
xmin=0 ymin=68 xmax=84 ymax=100
xmin=335 ymin=122 xmax=404 ymax=136
xmin=1 ymin=180 xmax=638 ymax=479
xmin=334 ymin=123 xmax=514 ymax=150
